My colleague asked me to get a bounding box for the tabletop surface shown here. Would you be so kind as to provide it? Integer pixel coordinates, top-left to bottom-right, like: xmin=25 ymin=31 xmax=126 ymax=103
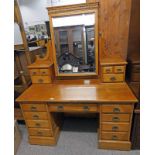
xmin=16 ymin=82 xmax=138 ymax=103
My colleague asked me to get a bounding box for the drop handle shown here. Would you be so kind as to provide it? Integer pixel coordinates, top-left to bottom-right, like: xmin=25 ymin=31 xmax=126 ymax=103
xmin=112 ymin=126 xmax=119 ymax=131
xmin=38 ymin=79 xmax=43 ymax=83
xmin=33 ymin=115 xmax=39 ymax=119
xmin=113 ymin=107 xmax=120 ymax=113
xmin=117 ymin=69 xmax=122 ymax=72
xmin=57 ymin=105 xmax=63 ymax=111
xmin=106 ymin=69 xmax=110 ymax=72
xmin=83 ymin=106 xmax=89 ymax=111
xmin=112 ymin=135 xmax=118 ymax=140
xmin=32 ymin=72 xmax=36 ymax=75
xmin=37 ymin=132 xmax=43 ymax=135
xmin=112 ymin=117 xmax=120 ymax=122
xmin=110 ymin=77 xmax=116 ymax=81
xmin=35 ymin=123 xmax=41 ymax=127
xmin=31 ymin=106 xmax=37 ymax=110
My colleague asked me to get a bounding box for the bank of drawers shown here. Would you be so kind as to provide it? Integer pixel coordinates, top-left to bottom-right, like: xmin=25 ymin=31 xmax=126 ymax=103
xmin=100 ymin=104 xmax=133 ymax=145
xmin=21 ymin=103 xmax=57 ymax=145
xmin=101 ymin=65 xmax=126 ymax=82
xmin=29 ymin=68 xmax=52 ymax=84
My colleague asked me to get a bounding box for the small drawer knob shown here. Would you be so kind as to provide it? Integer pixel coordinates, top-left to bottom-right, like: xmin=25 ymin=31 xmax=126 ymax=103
xmin=106 ymin=69 xmax=110 ymax=72
xmin=113 ymin=107 xmax=120 ymax=113
xmin=112 ymin=117 xmax=120 ymax=122
xmin=33 ymin=115 xmax=39 ymax=119
xmin=112 ymin=135 xmax=118 ymax=140
xmin=110 ymin=77 xmax=116 ymax=81
xmin=83 ymin=105 xmax=89 ymax=111
xmin=57 ymin=105 xmax=63 ymax=111
xmin=112 ymin=126 xmax=119 ymax=131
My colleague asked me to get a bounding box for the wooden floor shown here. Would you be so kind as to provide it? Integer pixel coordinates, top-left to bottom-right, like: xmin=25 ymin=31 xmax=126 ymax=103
xmin=16 ymin=117 xmax=140 ymax=155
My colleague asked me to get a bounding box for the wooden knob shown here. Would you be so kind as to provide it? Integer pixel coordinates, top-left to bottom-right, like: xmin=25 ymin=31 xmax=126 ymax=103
xmin=35 ymin=123 xmax=41 ymax=127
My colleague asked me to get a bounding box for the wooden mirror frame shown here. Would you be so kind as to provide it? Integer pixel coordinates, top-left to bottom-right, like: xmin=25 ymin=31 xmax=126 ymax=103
xmin=47 ymin=2 xmax=99 ymax=77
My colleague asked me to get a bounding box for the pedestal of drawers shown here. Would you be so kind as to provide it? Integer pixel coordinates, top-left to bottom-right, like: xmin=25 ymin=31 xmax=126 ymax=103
xmin=20 ymin=103 xmax=59 ymax=145
xmin=98 ymin=104 xmax=134 ymax=150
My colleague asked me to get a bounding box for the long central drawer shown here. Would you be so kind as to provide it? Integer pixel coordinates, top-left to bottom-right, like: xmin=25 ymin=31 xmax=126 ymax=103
xmin=48 ymin=104 xmax=98 ymax=113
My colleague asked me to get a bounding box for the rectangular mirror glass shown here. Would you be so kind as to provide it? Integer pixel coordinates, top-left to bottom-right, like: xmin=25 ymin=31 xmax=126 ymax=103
xmin=52 ymin=13 xmax=96 ymax=74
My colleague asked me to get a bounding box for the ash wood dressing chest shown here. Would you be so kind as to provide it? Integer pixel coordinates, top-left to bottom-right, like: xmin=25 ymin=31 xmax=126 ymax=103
xmin=16 ymin=2 xmax=138 ymax=151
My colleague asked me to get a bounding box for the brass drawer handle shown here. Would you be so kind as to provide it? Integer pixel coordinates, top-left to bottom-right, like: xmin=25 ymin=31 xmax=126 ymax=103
xmin=112 ymin=126 xmax=119 ymax=131
xmin=32 ymin=72 xmax=36 ymax=75
xmin=106 ymin=69 xmax=110 ymax=72
xmin=83 ymin=105 xmax=89 ymax=111
xmin=30 ymin=106 xmax=37 ymax=110
xmin=35 ymin=123 xmax=41 ymax=127
xmin=112 ymin=135 xmax=118 ymax=140
xmin=110 ymin=77 xmax=116 ymax=81
xmin=113 ymin=107 xmax=120 ymax=113
xmin=57 ymin=105 xmax=63 ymax=111
xmin=37 ymin=131 xmax=43 ymax=136
xmin=117 ymin=69 xmax=122 ymax=72
xmin=112 ymin=117 xmax=120 ymax=122
xmin=42 ymin=71 xmax=46 ymax=74
xmin=33 ymin=115 xmax=39 ymax=119
xmin=38 ymin=79 xmax=43 ymax=83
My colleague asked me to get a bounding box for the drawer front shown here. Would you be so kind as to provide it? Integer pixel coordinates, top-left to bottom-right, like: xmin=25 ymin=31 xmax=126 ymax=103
xmin=102 ymin=74 xmax=124 ymax=82
xmin=101 ymin=114 xmax=130 ymax=122
xmin=31 ymin=76 xmax=52 ymax=84
xmin=48 ymin=104 xmax=98 ymax=113
xmin=29 ymin=69 xmax=40 ymax=76
xmin=26 ymin=120 xmax=50 ymax=128
xmin=21 ymin=104 xmax=46 ymax=112
xmin=101 ymin=122 xmax=130 ymax=132
xmin=24 ymin=112 xmax=48 ymax=120
xmin=132 ymin=65 xmax=140 ymax=73
xmin=114 ymin=66 xmax=125 ymax=73
xmin=101 ymin=105 xmax=133 ymax=113
xmin=101 ymin=131 xmax=128 ymax=141
xmin=102 ymin=66 xmax=113 ymax=74
xmin=40 ymin=69 xmax=51 ymax=76
xmin=29 ymin=128 xmax=52 ymax=137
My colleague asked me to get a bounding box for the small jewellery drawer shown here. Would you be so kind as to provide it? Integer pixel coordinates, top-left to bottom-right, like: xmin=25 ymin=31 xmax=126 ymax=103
xmin=24 ymin=112 xmax=48 ymax=120
xmin=101 ymin=122 xmax=130 ymax=132
xmin=21 ymin=104 xmax=46 ymax=112
xmin=31 ymin=76 xmax=52 ymax=84
xmin=101 ymin=114 xmax=130 ymax=122
xmin=29 ymin=128 xmax=52 ymax=137
xmin=40 ymin=69 xmax=51 ymax=75
xmin=101 ymin=105 xmax=133 ymax=113
xmin=102 ymin=74 xmax=124 ymax=82
xmin=48 ymin=104 xmax=98 ymax=113
xmin=29 ymin=69 xmax=40 ymax=76
xmin=114 ymin=66 xmax=125 ymax=73
xmin=101 ymin=131 xmax=128 ymax=141
xmin=102 ymin=66 xmax=113 ymax=73
xmin=26 ymin=120 xmax=50 ymax=128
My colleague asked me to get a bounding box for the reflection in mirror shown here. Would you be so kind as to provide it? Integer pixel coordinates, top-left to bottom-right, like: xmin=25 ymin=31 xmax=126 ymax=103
xmin=52 ymin=13 xmax=96 ymax=74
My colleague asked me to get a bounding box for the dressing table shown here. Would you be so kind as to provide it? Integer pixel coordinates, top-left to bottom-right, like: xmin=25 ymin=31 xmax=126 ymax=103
xmin=16 ymin=2 xmax=138 ymax=151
